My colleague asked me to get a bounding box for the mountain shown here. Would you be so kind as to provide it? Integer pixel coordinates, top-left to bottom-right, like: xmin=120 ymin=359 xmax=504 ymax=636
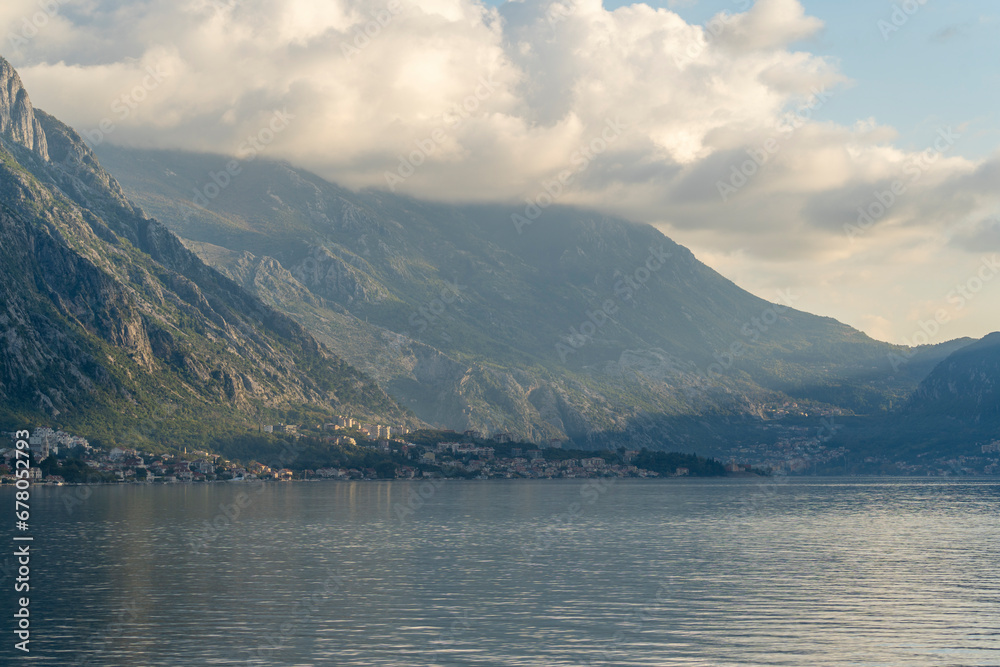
xmin=0 ymin=59 xmax=47 ymax=158
xmin=839 ymin=332 xmax=1000 ymax=464
xmin=92 ymin=143 xmax=967 ymax=449
xmin=0 ymin=57 xmax=410 ymax=451
xmin=909 ymin=331 xmax=1000 ymax=417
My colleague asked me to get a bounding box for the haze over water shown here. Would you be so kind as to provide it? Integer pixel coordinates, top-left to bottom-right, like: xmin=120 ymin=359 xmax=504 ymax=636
xmin=4 ymin=478 xmax=999 ymax=665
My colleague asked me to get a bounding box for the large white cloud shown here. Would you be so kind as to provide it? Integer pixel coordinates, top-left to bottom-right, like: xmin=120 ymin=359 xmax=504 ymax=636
xmin=3 ymin=0 xmax=1000 ymax=343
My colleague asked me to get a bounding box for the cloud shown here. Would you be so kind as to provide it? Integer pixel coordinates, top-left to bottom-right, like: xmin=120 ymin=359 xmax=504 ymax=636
xmin=4 ymin=0 xmax=843 ymax=196
xmin=3 ymin=0 xmax=1000 ymax=343
xmin=714 ymin=0 xmax=823 ymax=51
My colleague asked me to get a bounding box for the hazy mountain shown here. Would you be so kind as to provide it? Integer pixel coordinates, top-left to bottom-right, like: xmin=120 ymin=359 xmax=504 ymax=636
xmin=93 ymin=143 xmax=967 ymax=448
xmin=0 ymin=57 xmax=409 ymax=450
xmin=910 ymin=332 xmax=1000 ymax=413
xmin=840 ymin=332 xmax=1000 ymax=462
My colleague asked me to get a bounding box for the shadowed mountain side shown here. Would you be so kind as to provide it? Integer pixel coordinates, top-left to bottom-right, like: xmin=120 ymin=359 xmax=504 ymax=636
xmin=0 ymin=56 xmax=412 ymax=449
xmin=92 ymin=144 xmax=972 ymax=447
xmin=824 ymin=333 xmax=1000 ymax=464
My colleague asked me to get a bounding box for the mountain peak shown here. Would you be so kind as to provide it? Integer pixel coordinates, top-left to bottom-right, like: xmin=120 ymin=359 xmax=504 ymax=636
xmin=973 ymin=331 xmax=1000 ymax=347
xmin=0 ymin=56 xmax=49 ymax=160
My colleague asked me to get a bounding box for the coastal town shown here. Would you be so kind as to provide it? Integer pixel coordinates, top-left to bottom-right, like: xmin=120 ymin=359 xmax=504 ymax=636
xmin=0 ymin=419 xmax=683 ymax=484
xmin=714 ymin=413 xmax=1000 ymax=477
xmin=4 ymin=414 xmax=1000 ymax=484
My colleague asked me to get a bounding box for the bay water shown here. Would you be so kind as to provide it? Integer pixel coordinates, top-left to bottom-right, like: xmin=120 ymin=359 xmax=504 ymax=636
xmin=2 ymin=478 xmax=999 ymax=665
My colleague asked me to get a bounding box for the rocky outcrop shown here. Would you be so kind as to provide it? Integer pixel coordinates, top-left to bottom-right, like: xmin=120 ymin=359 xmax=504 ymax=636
xmin=289 ymin=245 xmax=388 ymax=304
xmin=0 ymin=57 xmax=48 ymax=160
xmin=0 ymin=58 xmax=412 ymax=443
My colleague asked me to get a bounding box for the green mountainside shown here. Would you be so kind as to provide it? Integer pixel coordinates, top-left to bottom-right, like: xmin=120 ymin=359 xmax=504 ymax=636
xmin=2 ymin=54 xmax=985 ymax=459
xmin=0 ymin=57 xmax=411 ymax=451
xmin=93 ymin=144 xmax=969 ymax=450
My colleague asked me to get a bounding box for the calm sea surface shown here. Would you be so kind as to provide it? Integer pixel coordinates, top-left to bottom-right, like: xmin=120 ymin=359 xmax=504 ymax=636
xmin=2 ymin=478 xmax=999 ymax=666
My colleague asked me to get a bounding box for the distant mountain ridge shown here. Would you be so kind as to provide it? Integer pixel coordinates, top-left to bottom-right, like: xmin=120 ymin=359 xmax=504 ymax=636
xmin=2 ymin=54 xmax=984 ymax=456
xmin=908 ymin=332 xmax=1000 ymax=419
xmin=0 ymin=56 xmax=410 ymax=449
xmin=840 ymin=331 xmax=1000 ymax=463
xmin=92 ymin=143 xmax=970 ymax=449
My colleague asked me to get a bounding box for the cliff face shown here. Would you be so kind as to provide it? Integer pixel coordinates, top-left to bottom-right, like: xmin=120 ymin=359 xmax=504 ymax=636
xmin=0 ymin=58 xmax=48 ymax=160
xmin=0 ymin=57 xmax=411 ymax=447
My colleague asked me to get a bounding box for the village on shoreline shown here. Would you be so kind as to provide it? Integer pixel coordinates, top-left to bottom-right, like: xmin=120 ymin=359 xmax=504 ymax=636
xmin=6 ymin=408 xmax=999 ymax=485
xmin=1 ymin=417 xmax=748 ymax=486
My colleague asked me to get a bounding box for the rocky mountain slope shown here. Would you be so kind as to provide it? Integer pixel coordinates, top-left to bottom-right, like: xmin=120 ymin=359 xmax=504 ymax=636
xmin=904 ymin=331 xmax=1000 ymax=431
xmin=0 ymin=57 xmax=410 ymax=450
xmin=93 ymin=144 xmax=968 ymax=448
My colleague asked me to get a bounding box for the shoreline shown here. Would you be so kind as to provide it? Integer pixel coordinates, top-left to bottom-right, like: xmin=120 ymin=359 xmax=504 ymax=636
xmin=7 ymin=472 xmax=1000 ymax=488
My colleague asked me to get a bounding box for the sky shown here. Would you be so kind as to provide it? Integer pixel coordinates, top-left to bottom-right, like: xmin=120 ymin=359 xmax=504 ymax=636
xmin=2 ymin=0 xmax=1000 ymax=345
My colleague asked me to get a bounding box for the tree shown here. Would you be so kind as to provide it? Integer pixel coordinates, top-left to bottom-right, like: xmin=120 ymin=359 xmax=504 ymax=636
xmin=39 ymin=454 xmax=59 ymax=476
xmin=374 ymin=461 xmax=397 ymax=479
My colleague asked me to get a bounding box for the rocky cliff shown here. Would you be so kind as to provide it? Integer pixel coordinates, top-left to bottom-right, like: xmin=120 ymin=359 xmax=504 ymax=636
xmin=0 ymin=58 xmax=47 ymax=160
xmin=94 ymin=142 xmax=969 ymax=449
xmin=0 ymin=56 xmax=411 ymax=449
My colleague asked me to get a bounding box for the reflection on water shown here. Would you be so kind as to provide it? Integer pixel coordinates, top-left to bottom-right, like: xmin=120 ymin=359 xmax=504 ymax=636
xmin=2 ymin=478 xmax=999 ymax=665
